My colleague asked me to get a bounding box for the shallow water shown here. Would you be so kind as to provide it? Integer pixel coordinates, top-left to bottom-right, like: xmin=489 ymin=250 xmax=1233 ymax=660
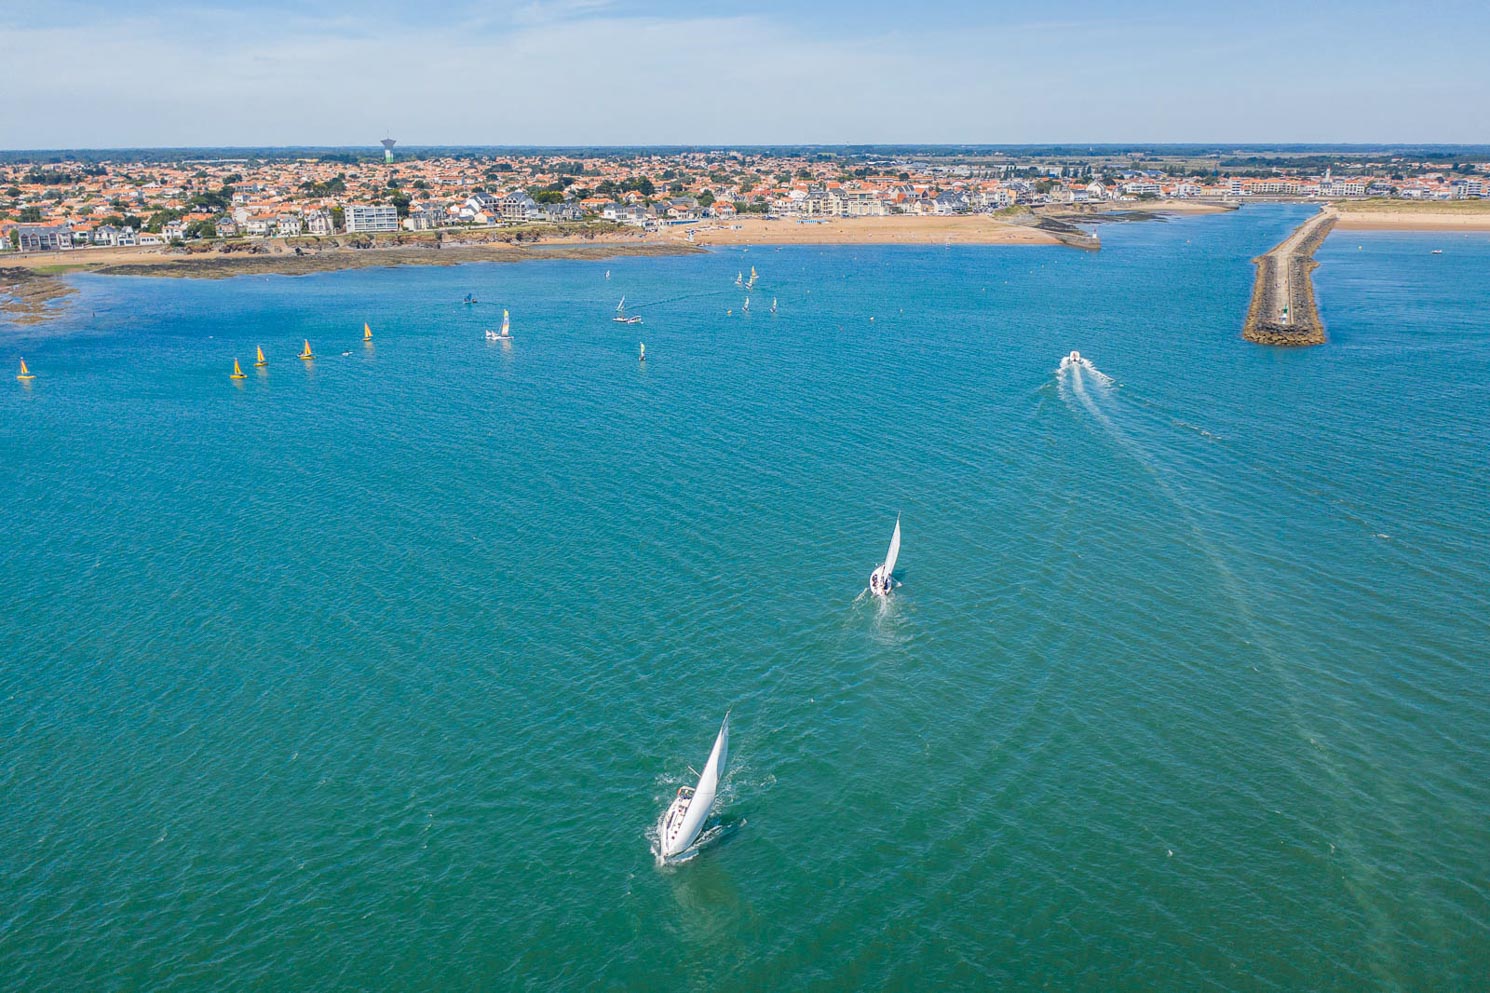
xmin=2 ymin=207 xmax=1487 ymax=991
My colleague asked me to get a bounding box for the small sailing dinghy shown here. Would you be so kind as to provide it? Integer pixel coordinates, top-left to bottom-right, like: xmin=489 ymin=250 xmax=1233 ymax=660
xmin=254 ymin=346 xmax=267 ymax=367
xmin=770 ymin=298 xmax=777 ymax=314
xmin=486 ymin=309 xmax=513 ymax=341
xmin=639 ymin=342 xmax=646 ymax=362
xmin=869 ymin=514 xmax=901 ymax=597
xmin=657 ymin=713 xmax=731 ymax=861
xmin=230 ymin=358 xmax=247 ymax=380
xmin=613 ymin=297 xmax=642 ymax=325
xmin=363 ymin=322 xmax=373 ymax=343
xmin=299 ymin=340 xmax=315 ymax=361
xmin=16 ymin=358 xmax=35 ymax=381
xmin=735 ymin=271 xmax=743 ymax=287
xmin=747 ymin=266 xmax=758 ymax=289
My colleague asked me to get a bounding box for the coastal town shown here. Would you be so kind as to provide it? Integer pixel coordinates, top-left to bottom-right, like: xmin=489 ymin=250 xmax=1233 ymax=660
xmin=2 ymin=145 xmax=1487 ymax=253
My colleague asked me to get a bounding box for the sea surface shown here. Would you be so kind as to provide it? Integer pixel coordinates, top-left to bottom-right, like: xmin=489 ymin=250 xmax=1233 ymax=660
xmin=2 ymin=207 xmax=1487 ymax=991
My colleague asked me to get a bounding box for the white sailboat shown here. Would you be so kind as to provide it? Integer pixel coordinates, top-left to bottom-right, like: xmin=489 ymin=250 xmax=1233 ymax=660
xmin=486 ymin=309 xmax=513 ymax=341
xmin=735 ymin=271 xmax=743 ymax=287
xmin=770 ymin=298 xmax=777 ymax=314
xmin=746 ymin=265 xmax=758 ymax=289
xmin=614 ymin=297 xmax=643 ymax=325
xmin=742 ymin=296 xmax=750 ymax=313
xmin=657 ymin=713 xmax=731 ymax=860
xmin=869 ymin=515 xmax=901 ymax=597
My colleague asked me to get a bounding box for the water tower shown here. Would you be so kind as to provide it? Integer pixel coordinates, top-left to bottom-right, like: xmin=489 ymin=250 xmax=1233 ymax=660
xmin=380 ymin=137 xmax=397 ymax=163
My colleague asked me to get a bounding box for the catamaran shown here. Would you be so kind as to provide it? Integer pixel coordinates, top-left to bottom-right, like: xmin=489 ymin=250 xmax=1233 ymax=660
xmin=613 ymin=297 xmax=643 ymax=325
xmin=869 ymin=515 xmax=901 ymax=597
xmin=17 ymin=358 xmax=35 ymax=381
xmin=657 ymin=713 xmax=731 ymax=861
xmin=486 ymin=309 xmax=513 ymax=341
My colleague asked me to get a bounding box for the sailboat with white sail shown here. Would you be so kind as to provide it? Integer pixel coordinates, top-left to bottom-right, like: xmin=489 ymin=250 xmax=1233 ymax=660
xmin=770 ymin=298 xmax=777 ymax=314
xmin=656 ymin=713 xmax=731 ymax=861
xmin=869 ymin=515 xmax=901 ymax=597
xmin=746 ymin=266 xmax=758 ymax=290
xmin=613 ymin=297 xmax=643 ymax=325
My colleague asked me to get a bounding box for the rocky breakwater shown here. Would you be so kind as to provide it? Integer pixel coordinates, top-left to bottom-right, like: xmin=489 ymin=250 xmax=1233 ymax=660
xmin=1243 ymin=211 xmax=1336 ymax=346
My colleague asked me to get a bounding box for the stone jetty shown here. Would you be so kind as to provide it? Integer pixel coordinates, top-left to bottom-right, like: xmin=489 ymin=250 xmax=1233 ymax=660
xmin=1243 ymin=211 xmax=1337 ymax=346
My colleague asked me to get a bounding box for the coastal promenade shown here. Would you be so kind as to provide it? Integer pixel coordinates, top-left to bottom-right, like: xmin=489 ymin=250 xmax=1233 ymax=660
xmin=1243 ymin=210 xmax=1336 ymax=346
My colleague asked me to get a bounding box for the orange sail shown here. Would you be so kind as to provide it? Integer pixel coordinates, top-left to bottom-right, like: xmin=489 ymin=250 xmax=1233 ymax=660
xmin=363 ymin=323 xmax=373 ymax=342
xmin=231 ymin=358 xmax=247 ymax=379
xmin=299 ymin=340 xmax=315 ymax=360
xmin=254 ymin=346 xmax=267 ymax=367
xmin=17 ymin=358 xmax=35 ymax=381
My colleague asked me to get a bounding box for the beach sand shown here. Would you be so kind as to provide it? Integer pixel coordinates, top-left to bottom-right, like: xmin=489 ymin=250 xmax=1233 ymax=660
xmin=666 ymin=214 xmax=1065 ymax=247
xmin=1327 ymin=201 xmax=1490 ymax=231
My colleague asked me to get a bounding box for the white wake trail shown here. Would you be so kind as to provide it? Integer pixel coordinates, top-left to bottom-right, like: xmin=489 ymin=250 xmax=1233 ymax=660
xmin=1064 ymin=355 xmax=1401 ymax=969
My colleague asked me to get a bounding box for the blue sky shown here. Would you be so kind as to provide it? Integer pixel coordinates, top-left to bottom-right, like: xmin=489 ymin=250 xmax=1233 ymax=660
xmin=2 ymin=0 xmax=1487 ymax=148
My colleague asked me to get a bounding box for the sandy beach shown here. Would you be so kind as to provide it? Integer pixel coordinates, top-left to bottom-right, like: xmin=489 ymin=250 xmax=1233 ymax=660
xmin=664 ymin=214 xmax=1066 ymax=247
xmin=1327 ymin=200 xmax=1490 ymax=231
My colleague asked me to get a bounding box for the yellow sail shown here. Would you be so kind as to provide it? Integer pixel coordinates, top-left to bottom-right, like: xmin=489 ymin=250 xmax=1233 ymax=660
xmin=17 ymin=358 xmax=34 ymax=380
xmin=231 ymin=358 xmax=246 ymax=379
xmin=255 ymin=346 xmax=267 ymax=367
xmin=363 ymin=323 xmax=372 ymax=342
xmin=300 ymin=339 xmax=314 ymax=360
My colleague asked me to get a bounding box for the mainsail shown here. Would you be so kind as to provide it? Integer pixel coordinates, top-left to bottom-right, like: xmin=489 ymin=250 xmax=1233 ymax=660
xmin=660 ymin=714 xmax=731 ymax=858
xmin=884 ymin=515 xmax=901 ymax=578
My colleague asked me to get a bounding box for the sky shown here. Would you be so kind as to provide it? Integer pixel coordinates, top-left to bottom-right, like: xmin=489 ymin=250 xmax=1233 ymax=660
xmin=2 ymin=0 xmax=1488 ymax=148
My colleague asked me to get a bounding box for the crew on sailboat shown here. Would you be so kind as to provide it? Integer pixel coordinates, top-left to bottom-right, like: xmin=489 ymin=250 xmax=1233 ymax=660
xmin=869 ymin=514 xmax=901 ymax=597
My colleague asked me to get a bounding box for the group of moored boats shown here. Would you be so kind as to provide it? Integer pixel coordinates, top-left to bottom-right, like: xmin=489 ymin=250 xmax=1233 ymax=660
xmin=228 ymin=324 xmax=371 ymax=378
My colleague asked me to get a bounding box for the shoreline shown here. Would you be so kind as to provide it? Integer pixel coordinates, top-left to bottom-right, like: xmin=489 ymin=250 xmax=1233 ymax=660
xmin=1326 ymin=200 xmax=1490 ymax=231
xmin=664 ymin=213 xmax=1078 ymax=248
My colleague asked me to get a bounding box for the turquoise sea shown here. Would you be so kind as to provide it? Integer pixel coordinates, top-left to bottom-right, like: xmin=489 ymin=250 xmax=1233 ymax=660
xmin=2 ymin=207 xmax=1487 ymax=991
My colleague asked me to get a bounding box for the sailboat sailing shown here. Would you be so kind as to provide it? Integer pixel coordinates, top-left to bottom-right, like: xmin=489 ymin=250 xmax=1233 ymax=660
xmin=299 ymin=340 xmax=315 ymax=361
xmin=770 ymin=298 xmax=777 ymax=314
xmin=16 ymin=358 xmax=35 ymax=381
xmin=869 ymin=515 xmax=901 ymax=597
xmin=254 ymin=346 xmax=267 ymax=367
xmin=657 ymin=713 xmax=731 ymax=861
xmin=486 ymin=309 xmax=513 ymax=341
xmin=613 ymin=297 xmax=642 ymax=325
xmin=230 ymin=358 xmax=247 ymax=380
xmin=746 ymin=266 xmax=758 ymax=289
xmin=363 ymin=323 xmax=373 ymax=343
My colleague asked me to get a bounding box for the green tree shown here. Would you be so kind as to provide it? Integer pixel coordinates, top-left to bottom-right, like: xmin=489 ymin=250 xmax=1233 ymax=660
xmin=330 ymin=206 xmax=345 ymax=230
xmin=388 ymin=192 xmax=411 ymax=218
xmin=18 ymin=206 xmax=42 ymax=222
